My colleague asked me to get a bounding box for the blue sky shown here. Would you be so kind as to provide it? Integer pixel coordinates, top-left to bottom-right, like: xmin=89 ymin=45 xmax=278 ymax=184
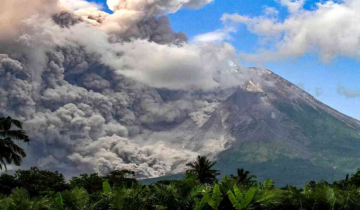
xmin=90 ymin=0 xmax=360 ymax=120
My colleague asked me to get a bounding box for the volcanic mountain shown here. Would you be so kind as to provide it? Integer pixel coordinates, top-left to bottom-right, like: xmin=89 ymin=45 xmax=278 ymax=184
xmin=153 ymin=68 xmax=360 ymax=186
xmin=3 ymin=0 xmax=360 ymax=188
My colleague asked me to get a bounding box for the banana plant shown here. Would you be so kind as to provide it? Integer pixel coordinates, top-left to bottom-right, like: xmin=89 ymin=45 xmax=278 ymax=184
xmin=103 ymin=181 xmax=112 ymax=194
xmin=52 ymin=193 xmax=64 ymax=210
xmin=101 ymin=181 xmax=121 ymax=209
xmin=194 ymin=184 xmax=223 ymax=210
xmin=227 ymin=185 xmax=256 ymax=210
xmin=51 ymin=187 xmax=96 ymax=210
xmin=194 ymin=193 xmax=210 ymax=210
xmin=101 ymin=181 xmax=147 ymax=210
xmin=227 ymin=184 xmax=275 ymax=210
xmin=208 ymin=184 xmax=222 ymax=210
xmin=263 ymin=179 xmax=275 ymax=190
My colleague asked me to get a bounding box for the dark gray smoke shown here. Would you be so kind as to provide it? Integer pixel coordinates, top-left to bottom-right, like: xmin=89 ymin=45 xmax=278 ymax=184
xmin=0 ymin=0 xmax=253 ymax=178
xmin=53 ymin=11 xmax=83 ymax=28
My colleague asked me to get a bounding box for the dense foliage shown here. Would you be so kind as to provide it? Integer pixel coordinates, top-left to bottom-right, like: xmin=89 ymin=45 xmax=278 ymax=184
xmin=1 ymin=158 xmax=360 ymax=209
xmin=0 ymin=117 xmax=30 ymax=170
xmin=1 ymin=118 xmax=360 ymax=209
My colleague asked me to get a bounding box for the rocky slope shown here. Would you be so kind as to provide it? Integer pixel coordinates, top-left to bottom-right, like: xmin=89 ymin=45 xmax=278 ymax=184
xmin=154 ymin=68 xmax=360 ymax=186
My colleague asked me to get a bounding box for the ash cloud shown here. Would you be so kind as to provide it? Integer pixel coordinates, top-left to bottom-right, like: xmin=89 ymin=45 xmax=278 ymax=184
xmin=53 ymin=11 xmax=83 ymax=28
xmin=0 ymin=0 xmax=253 ymax=178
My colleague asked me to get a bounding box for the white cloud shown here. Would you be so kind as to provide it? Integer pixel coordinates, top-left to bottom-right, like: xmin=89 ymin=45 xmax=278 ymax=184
xmin=277 ymin=0 xmax=305 ymax=14
xmin=314 ymin=87 xmax=323 ymax=97
xmin=297 ymin=82 xmax=305 ymax=90
xmin=222 ymin=0 xmax=360 ymax=63
xmin=107 ymin=0 xmax=213 ymax=13
xmin=263 ymin=6 xmax=279 ymax=16
xmin=59 ymin=0 xmax=102 ymax=10
xmin=337 ymin=85 xmax=360 ymax=98
xmin=192 ymin=27 xmax=236 ymax=43
xmin=54 ymin=22 xmax=240 ymax=90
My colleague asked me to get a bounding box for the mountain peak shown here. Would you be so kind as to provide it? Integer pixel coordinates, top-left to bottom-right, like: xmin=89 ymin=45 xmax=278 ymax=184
xmin=163 ymin=68 xmax=360 ymax=186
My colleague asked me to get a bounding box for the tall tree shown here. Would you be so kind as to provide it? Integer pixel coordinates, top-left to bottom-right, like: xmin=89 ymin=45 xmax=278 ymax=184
xmin=0 ymin=117 xmax=30 ymax=170
xmin=0 ymin=174 xmax=18 ymax=196
xmin=186 ymin=156 xmax=220 ymax=184
xmin=15 ymin=167 xmax=69 ymax=197
xmin=349 ymin=169 xmax=360 ymax=187
xmin=70 ymin=173 xmax=104 ymax=194
xmin=103 ymin=170 xmax=137 ymax=188
xmin=230 ymin=168 xmax=257 ymax=185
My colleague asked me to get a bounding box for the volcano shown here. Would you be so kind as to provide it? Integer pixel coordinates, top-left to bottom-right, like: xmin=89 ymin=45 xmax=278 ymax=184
xmin=155 ymin=68 xmax=360 ymax=186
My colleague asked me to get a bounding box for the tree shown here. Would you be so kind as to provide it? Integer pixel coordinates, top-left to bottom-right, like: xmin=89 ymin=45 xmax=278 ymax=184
xmin=14 ymin=167 xmax=69 ymax=197
xmin=186 ymin=156 xmax=220 ymax=184
xmin=0 ymin=117 xmax=30 ymax=170
xmin=0 ymin=188 xmax=51 ymax=210
xmin=0 ymin=174 xmax=18 ymax=196
xmin=303 ymin=181 xmax=336 ymax=210
xmin=151 ymin=183 xmax=183 ymax=209
xmin=52 ymin=187 xmax=96 ymax=210
xmin=70 ymin=173 xmax=104 ymax=194
xmin=349 ymin=169 xmax=360 ymax=187
xmin=103 ymin=170 xmax=137 ymax=188
xmin=101 ymin=181 xmax=148 ymax=210
xmin=230 ymin=168 xmax=257 ymax=186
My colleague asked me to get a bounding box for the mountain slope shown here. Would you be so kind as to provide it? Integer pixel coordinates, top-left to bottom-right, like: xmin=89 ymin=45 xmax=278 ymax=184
xmin=159 ymin=68 xmax=360 ymax=186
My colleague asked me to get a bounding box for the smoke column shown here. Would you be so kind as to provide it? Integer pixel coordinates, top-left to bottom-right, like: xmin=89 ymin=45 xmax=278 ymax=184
xmin=0 ymin=0 xmax=249 ymax=178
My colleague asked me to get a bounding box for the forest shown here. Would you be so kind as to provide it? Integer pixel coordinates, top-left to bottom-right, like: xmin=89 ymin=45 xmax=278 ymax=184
xmin=1 ymin=118 xmax=360 ymax=210
xmin=1 ymin=159 xmax=360 ymax=210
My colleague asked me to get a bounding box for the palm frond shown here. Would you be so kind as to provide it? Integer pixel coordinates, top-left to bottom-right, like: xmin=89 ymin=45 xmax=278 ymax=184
xmin=0 ymin=117 xmax=29 ymax=170
xmin=0 ymin=130 xmax=30 ymax=142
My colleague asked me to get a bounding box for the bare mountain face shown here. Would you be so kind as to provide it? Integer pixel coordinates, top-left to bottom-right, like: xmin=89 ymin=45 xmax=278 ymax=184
xmin=154 ymin=68 xmax=360 ymax=186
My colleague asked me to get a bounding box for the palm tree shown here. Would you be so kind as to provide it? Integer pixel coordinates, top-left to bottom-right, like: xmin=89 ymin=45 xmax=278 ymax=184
xmin=230 ymin=168 xmax=256 ymax=185
xmin=53 ymin=187 xmax=96 ymax=210
xmin=101 ymin=181 xmax=148 ymax=210
xmin=0 ymin=187 xmax=51 ymax=210
xmin=186 ymin=156 xmax=220 ymax=184
xmin=0 ymin=117 xmax=30 ymax=170
xmin=151 ymin=183 xmax=183 ymax=209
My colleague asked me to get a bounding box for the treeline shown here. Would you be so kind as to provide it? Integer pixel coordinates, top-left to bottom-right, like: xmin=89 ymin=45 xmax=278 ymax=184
xmin=2 ymin=117 xmax=360 ymax=209
xmin=1 ymin=157 xmax=360 ymax=210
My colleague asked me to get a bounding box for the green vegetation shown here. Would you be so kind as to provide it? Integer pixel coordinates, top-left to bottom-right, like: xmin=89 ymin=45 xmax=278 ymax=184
xmin=276 ymin=102 xmax=360 ymax=176
xmin=1 ymin=156 xmax=360 ymax=209
xmin=0 ymin=117 xmax=30 ymax=170
xmin=214 ymin=102 xmax=360 ymax=187
xmin=186 ymin=155 xmax=220 ymax=184
xmin=2 ymin=117 xmax=360 ymax=209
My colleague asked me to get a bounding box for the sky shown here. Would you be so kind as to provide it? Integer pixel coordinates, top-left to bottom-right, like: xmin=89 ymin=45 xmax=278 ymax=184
xmin=90 ymin=0 xmax=360 ymax=120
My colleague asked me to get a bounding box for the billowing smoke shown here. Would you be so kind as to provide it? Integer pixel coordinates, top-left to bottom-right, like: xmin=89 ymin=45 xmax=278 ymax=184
xmin=0 ymin=0 xmax=59 ymax=41
xmin=0 ymin=0 xmax=250 ymax=178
